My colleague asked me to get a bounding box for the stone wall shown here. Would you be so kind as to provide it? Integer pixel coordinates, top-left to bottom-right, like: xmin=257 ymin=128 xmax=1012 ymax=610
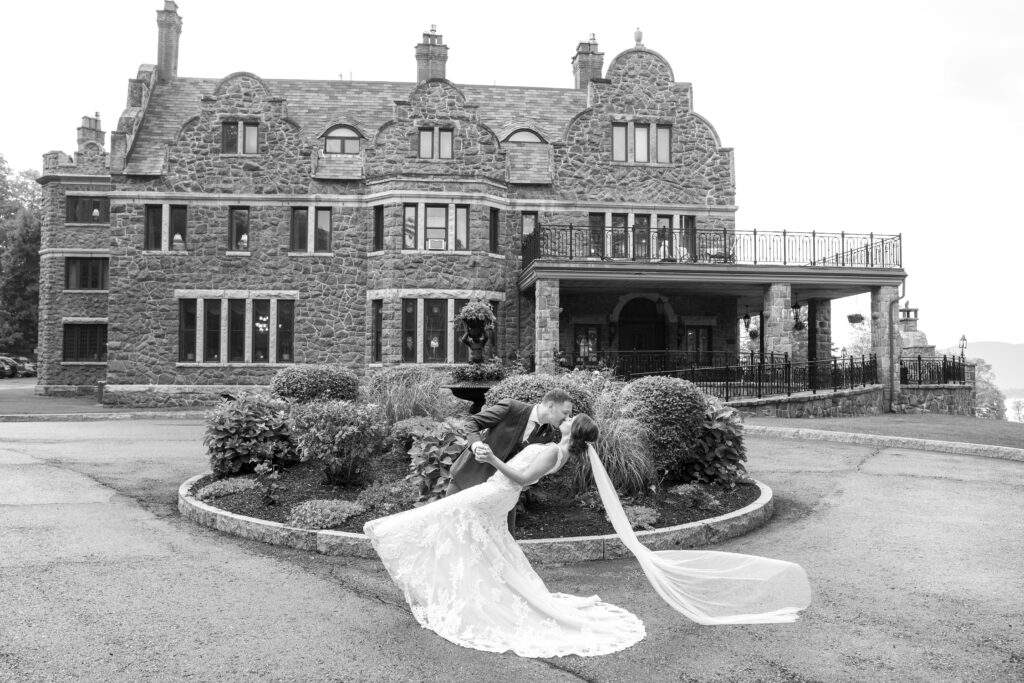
xmin=894 ymin=385 xmax=974 ymax=416
xmin=729 ymin=386 xmax=886 ymax=418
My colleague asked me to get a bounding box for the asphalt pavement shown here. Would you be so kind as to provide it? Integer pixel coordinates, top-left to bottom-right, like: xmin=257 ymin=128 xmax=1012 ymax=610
xmin=0 ymin=379 xmax=1022 ymax=681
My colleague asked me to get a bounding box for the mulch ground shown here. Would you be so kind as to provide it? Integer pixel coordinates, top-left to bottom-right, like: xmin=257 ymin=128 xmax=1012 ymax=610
xmin=191 ymin=460 xmax=761 ymax=540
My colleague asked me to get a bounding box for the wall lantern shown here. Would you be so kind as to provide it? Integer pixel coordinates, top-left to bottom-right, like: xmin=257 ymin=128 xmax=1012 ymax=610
xmin=655 ymin=297 xmax=665 ymax=317
xmin=959 ymin=334 xmax=967 ymax=359
xmin=742 ymin=306 xmax=751 ymax=332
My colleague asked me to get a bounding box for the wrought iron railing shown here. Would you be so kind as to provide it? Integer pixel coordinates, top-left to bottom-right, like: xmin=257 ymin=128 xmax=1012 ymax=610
xmin=899 ymin=355 xmax=973 ymax=385
xmin=563 ymin=350 xmax=789 ymax=376
xmin=523 ymin=225 xmax=902 ymax=269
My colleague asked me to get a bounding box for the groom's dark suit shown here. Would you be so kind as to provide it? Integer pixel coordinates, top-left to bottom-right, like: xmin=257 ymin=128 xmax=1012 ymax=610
xmin=447 ymin=398 xmax=559 ymax=495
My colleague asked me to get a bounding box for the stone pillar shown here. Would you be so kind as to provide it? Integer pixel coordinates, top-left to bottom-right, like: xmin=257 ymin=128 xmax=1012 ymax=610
xmin=761 ymin=283 xmax=792 ymax=359
xmin=535 ymin=279 xmax=560 ymax=374
xmin=809 ymin=299 xmax=832 ymax=361
xmin=871 ymin=285 xmax=902 ymax=407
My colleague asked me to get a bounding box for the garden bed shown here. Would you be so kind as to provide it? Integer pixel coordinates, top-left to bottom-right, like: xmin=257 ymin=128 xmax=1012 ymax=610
xmin=189 ymin=460 xmax=761 ymax=540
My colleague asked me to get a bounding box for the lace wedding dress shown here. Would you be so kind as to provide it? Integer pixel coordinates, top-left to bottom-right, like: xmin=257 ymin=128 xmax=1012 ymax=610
xmin=363 ymin=444 xmax=646 ymax=657
xmin=365 ymin=443 xmax=812 ymax=657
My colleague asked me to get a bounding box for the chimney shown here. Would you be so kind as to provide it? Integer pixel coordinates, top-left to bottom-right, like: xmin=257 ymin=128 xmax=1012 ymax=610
xmin=156 ymin=1 xmax=183 ymax=84
xmin=77 ymin=113 xmax=105 ymax=151
xmin=415 ymin=26 xmax=448 ymax=82
xmin=572 ymin=35 xmax=604 ymax=89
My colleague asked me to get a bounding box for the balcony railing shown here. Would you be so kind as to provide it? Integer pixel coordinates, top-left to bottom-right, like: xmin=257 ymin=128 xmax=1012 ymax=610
xmin=522 ymin=225 xmax=902 ymax=269
xmin=899 ymin=355 xmax=973 ymax=386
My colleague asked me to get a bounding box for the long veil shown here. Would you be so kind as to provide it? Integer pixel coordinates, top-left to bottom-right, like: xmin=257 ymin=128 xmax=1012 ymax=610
xmin=587 ymin=445 xmax=812 ymax=624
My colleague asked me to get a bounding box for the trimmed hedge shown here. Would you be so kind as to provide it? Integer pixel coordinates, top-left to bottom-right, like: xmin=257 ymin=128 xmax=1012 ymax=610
xmin=485 ymin=372 xmax=596 ymax=417
xmin=621 ymin=376 xmax=708 ymax=484
xmin=270 ymin=364 xmax=359 ymax=403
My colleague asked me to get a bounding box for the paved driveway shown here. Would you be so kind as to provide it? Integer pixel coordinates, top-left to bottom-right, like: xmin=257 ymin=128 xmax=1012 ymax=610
xmin=1 ymin=420 xmax=1021 ymax=682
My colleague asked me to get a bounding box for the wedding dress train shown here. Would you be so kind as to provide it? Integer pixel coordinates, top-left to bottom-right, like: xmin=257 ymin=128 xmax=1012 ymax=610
xmin=364 ymin=443 xmax=811 ymax=657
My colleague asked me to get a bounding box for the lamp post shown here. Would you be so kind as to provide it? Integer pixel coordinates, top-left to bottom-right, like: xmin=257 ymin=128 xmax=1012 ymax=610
xmin=958 ymin=334 xmax=967 ymax=361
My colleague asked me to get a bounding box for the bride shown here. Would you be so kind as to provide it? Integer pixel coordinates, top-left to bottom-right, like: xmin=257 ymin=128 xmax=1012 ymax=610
xmin=363 ymin=414 xmax=811 ymax=658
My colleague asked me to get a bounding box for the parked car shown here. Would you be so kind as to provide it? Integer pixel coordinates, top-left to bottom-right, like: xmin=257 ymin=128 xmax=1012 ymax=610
xmin=0 ymin=356 xmax=18 ymax=378
xmin=13 ymin=356 xmax=36 ymax=376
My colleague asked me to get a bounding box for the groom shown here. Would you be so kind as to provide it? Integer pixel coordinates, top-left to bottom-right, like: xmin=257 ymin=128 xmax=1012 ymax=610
xmin=447 ymin=388 xmax=573 ymax=502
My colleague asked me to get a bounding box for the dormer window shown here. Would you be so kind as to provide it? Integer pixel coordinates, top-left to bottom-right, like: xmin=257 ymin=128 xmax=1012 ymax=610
xmin=418 ymin=127 xmax=453 ymax=159
xmin=506 ymin=129 xmax=544 ymax=143
xmin=324 ymin=126 xmax=360 ymax=154
xmin=222 ymin=121 xmax=258 ymax=154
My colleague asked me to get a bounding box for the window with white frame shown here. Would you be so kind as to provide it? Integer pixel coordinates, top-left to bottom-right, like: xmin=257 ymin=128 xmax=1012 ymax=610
xmin=144 ymin=204 xmax=188 ymax=251
xmin=634 ymin=124 xmax=650 ymax=163
xmin=656 ymin=125 xmax=671 ymax=163
xmin=229 ymin=207 xmax=250 ymax=250
xmin=222 ymin=121 xmax=258 ymax=154
xmin=425 ymin=205 xmax=447 ymax=250
xmin=612 ymin=122 xmax=672 ymax=163
xmin=418 ymin=127 xmax=453 ymax=159
xmin=324 ymin=126 xmax=360 ymax=154
xmin=290 ymin=207 xmax=333 ymax=253
xmin=612 ymin=123 xmax=627 ymax=162
xmin=178 ymin=295 xmax=297 ymax=364
xmin=454 ymin=205 xmax=469 ymax=250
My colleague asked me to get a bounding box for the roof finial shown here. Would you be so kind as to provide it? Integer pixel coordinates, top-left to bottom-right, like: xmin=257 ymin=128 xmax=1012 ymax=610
xmin=634 ymin=27 xmax=643 ymax=47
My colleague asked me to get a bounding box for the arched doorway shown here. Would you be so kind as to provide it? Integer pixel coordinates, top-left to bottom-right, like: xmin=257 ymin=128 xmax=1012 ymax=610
xmin=617 ymin=297 xmax=667 ymax=352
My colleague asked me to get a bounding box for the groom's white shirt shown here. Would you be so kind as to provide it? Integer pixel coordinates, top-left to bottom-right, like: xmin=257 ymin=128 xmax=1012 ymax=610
xmin=521 ymin=405 xmax=542 ymax=443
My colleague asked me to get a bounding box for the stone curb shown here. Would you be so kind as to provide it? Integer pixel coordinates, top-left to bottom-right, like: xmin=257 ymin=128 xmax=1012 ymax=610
xmin=178 ymin=475 xmax=775 ymax=565
xmin=0 ymin=411 xmax=208 ymax=422
xmin=744 ymin=425 xmax=1024 ymax=462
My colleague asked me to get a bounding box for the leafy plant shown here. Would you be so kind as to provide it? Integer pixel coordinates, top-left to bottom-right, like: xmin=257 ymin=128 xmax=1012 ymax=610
xmin=449 ymin=356 xmax=523 ymax=383
xmin=203 ymin=395 xmax=297 ymax=477
xmin=455 ymin=299 xmax=496 ymax=327
xmin=286 ymin=500 xmax=367 ymax=530
xmin=270 ymin=364 xmax=359 ymax=403
xmin=683 ymin=397 xmax=749 ymax=487
xmin=621 ymin=376 xmax=707 ymax=485
xmin=613 ymin=504 xmax=660 ymax=530
xmin=356 ymin=479 xmax=419 ymax=515
xmin=361 ymin=366 xmax=464 ymax=423
xmin=406 ymin=418 xmax=469 ymax=505
xmin=288 ymin=400 xmax=386 ymax=486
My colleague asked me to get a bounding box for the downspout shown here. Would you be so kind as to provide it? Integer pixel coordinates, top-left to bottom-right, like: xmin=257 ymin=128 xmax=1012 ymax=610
xmin=888 ymin=277 xmax=907 ymax=412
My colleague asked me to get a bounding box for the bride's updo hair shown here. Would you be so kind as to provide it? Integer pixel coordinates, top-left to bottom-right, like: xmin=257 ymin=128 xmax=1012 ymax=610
xmin=568 ymin=414 xmax=599 ymax=459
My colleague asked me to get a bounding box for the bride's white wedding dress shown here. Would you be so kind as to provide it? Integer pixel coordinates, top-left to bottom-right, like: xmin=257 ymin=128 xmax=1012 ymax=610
xmin=364 ymin=443 xmax=811 ymax=658
xmin=363 ymin=444 xmax=645 ymax=657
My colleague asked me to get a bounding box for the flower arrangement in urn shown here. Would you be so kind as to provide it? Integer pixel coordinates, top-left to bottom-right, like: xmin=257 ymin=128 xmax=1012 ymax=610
xmin=456 ymin=299 xmax=496 ymax=364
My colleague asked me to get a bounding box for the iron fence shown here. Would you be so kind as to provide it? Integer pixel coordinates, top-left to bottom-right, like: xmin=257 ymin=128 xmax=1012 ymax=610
xmin=899 ymin=355 xmax=973 ymax=385
xmin=523 ymin=225 xmax=902 ymax=269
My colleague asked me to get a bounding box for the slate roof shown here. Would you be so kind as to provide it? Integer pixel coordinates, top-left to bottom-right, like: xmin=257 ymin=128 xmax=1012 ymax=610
xmin=123 ymin=77 xmax=588 ymax=175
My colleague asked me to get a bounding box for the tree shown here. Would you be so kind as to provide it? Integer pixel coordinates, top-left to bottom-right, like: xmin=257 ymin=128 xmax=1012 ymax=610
xmin=964 ymin=356 xmax=1006 ymax=420
xmin=0 ymin=155 xmax=41 ymax=356
xmin=845 ymin=314 xmax=872 ymax=358
xmin=1011 ymin=399 xmax=1024 ymax=423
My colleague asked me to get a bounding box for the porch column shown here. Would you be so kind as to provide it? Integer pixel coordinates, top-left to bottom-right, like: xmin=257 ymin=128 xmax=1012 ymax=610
xmin=762 ymin=283 xmax=792 ymax=358
xmin=535 ymin=278 xmax=561 ymax=374
xmin=808 ymin=299 xmax=832 ymax=362
xmin=871 ymin=285 xmax=902 ymax=407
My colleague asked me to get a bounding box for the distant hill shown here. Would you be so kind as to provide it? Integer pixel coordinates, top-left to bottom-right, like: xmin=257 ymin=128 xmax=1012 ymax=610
xmin=939 ymin=341 xmax=1024 ymax=396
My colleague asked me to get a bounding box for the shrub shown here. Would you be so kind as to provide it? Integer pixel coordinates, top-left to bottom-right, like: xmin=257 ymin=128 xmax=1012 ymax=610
xmin=685 ymin=397 xmax=748 ymax=487
xmin=386 ymin=416 xmax=439 ymax=459
xmin=668 ymin=483 xmax=723 ymax=512
xmin=361 ymin=366 xmax=465 ymax=423
xmin=286 ymin=500 xmax=367 ymax=530
xmin=449 ymin=357 xmax=524 ymax=384
xmin=406 ymin=418 xmax=469 ymax=505
xmin=203 ymin=396 xmax=296 ymax=476
xmin=455 ymin=299 xmax=497 ymax=327
xmin=195 ymin=477 xmax=257 ymax=502
xmin=485 ymin=372 xmax=596 ymax=417
xmin=556 ymin=388 xmax=656 ymax=497
xmin=621 ymin=376 xmax=708 ymax=484
xmin=356 ymin=479 xmax=419 ymax=515
xmin=270 ymin=364 xmax=359 ymax=403
xmin=288 ymin=401 xmax=386 ymax=486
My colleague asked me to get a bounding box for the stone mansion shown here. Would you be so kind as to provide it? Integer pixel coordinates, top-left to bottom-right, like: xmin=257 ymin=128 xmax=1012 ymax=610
xmin=37 ymin=1 xmax=907 ymax=406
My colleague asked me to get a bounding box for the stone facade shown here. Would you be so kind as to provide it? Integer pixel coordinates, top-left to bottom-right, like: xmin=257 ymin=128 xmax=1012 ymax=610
xmin=37 ymin=5 xmax=908 ymax=407
xmin=894 ymin=385 xmax=974 ymax=416
xmin=730 ymin=386 xmax=886 ymax=419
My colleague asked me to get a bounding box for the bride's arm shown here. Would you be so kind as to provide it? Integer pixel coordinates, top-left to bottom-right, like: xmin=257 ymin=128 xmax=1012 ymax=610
xmin=477 ymin=445 xmax=558 ymax=487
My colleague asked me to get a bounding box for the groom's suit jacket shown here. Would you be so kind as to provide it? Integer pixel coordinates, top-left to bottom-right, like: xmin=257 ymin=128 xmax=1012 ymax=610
xmin=449 ymin=398 xmax=557 ymax=491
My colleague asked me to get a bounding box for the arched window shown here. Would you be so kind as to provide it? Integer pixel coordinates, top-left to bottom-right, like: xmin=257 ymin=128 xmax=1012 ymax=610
xmin=506 ymin=129 xmax=544 ymax=143
xmin=324 ymin=126 xmax=360 ymax=154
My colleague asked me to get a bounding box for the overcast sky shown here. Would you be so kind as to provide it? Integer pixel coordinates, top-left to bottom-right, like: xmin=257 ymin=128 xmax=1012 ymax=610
xmin=2 ymin=0 xmax=1020 ymax=350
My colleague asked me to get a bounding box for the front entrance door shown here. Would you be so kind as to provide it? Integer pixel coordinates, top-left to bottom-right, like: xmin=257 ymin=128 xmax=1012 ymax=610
xmin=617 ymin=297 xmax=666 ymax=352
